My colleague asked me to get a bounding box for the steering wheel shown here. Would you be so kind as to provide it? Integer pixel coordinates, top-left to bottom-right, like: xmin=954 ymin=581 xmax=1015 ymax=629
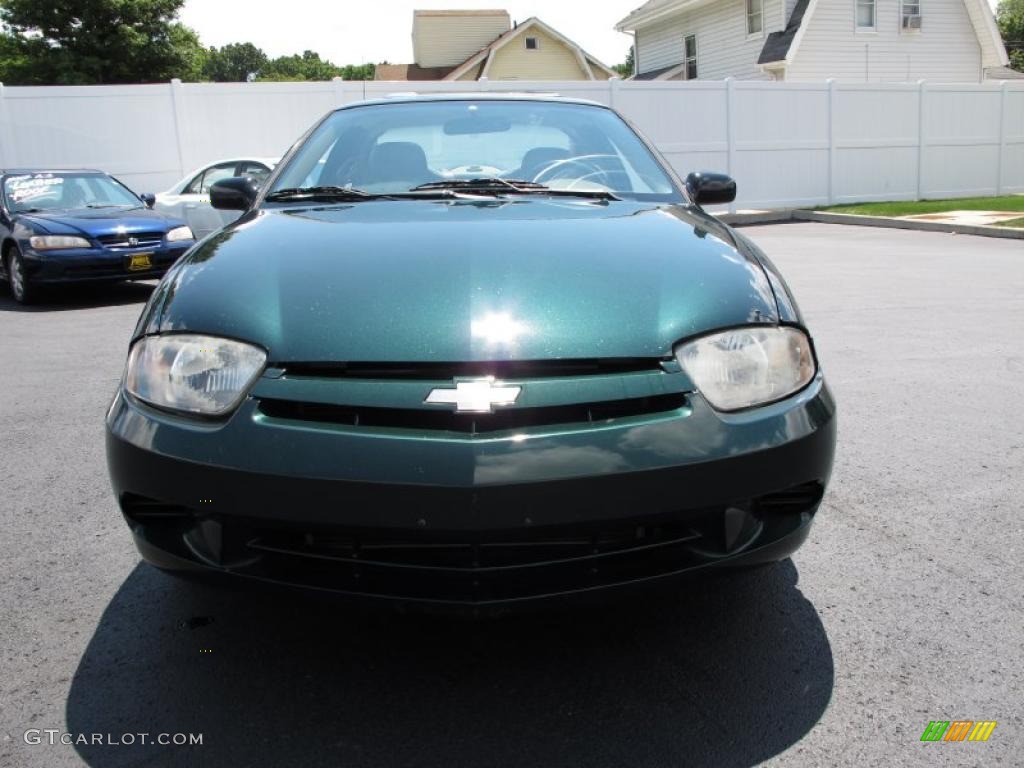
xmin=532 ymin=154 xmax=631 ymax=192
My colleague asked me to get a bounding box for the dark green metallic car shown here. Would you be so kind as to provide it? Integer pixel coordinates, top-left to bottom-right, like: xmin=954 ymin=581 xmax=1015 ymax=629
xmin=106 ymin=94 xmax=836 ymax=607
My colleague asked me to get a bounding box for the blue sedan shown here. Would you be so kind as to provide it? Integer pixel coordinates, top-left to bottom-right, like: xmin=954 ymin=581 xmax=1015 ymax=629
xmin=0 ymin=169 xmax=196 ymax=304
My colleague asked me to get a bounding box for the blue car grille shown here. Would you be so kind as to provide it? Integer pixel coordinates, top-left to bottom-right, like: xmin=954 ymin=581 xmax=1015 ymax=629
xmin=96 ymin=231 xmax=165 ymax=249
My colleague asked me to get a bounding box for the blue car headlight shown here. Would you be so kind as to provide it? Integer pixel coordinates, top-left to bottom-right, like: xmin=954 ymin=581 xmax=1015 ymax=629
xmin=166 ymin=225 xmax=195 ymax=242
xmin=29 ymin=235 xmax=91 ymax=250
xmin=675 ymin=326 xmax=816 ymax=412
xmin=125 ymin=334 xmax=266 ymax=416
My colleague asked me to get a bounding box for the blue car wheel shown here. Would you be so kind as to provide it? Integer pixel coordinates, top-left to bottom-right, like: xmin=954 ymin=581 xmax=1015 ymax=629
xmin=5 ymin=246 xmax=35 ymax=305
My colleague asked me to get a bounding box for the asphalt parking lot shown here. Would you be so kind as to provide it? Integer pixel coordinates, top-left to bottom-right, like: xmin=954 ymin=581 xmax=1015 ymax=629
xmin=1 ymin=222 xmax=1021 ymax=767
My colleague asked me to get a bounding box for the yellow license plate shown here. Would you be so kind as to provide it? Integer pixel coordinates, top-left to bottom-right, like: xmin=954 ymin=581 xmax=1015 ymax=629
xmin=127 ymin=253 xmax=154 ymax=271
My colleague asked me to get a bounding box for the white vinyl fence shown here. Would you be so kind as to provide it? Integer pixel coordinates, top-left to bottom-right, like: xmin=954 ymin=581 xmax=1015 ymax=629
xmin=0 ymin=77 xmax=1022 ymax=210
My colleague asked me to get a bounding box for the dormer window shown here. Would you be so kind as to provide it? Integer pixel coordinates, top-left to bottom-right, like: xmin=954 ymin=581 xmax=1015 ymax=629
xmin=525 ymin=37 xmax=539 ymax=50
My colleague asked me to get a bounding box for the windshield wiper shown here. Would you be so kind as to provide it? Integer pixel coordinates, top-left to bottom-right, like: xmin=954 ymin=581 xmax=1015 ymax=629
xmin=265 ymin=186 xmax=385 ymax=202
xmin=85 ymin=204 xmax=127 ymax=209
xmin=411 ymin=178 xmax=547 ymax=193
xmin=409 ymin=178 xmax=620 ymax=200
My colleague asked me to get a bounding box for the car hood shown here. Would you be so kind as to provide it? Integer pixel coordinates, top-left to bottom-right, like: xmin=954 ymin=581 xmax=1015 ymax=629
xmin=21 ymin=207 xmax=184 ymax=238
xmin=139 ymin=199 xmax=779 ymax=362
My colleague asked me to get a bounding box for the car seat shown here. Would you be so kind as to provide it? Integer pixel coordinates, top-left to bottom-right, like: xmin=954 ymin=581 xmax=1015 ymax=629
xmin=514 ymin=147 xmax=572 ymax=182
xmin=365 ymin=142 xmax=438 ymax=188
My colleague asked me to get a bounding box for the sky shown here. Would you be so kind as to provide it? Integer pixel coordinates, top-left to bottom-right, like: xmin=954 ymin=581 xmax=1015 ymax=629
xmin=179 ymin=0 xmax=641 ymax=68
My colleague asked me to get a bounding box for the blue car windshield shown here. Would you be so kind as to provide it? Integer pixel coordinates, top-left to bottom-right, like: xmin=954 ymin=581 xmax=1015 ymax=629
xmin=3 ymin=172 xmax=140 ymax=213
xmin=271 ymin=100 xmax=681 ymax=201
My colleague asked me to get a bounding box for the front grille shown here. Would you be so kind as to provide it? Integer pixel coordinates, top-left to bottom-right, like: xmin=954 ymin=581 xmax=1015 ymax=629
xmin=248 ymin=518 xmax=704 ymax=571
xmin=242 ymin=510 xmax=724 ymax=603
xmin=279 ymin=358 xmax=666 ymax=380
xmin=257 ymin=393 xmax=688 ymax=433
xmin=96 ymin=231 xmax=165 ymax=249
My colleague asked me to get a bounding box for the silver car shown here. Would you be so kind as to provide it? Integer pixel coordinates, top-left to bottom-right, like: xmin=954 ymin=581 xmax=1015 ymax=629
xmin=150 ymin=157 xmax=278 ymax=240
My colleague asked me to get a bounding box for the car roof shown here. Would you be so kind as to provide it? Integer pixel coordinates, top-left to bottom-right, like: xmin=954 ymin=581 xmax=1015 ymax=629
xmin=333 ymin=92 xmax=609 ymax=112
xmin=193 ymin=157 xmax=279 ymax=166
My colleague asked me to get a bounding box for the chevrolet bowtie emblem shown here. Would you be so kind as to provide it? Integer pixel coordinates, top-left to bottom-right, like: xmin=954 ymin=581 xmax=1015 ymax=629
xmin=425 ymin=379 xmax=522 ymax=413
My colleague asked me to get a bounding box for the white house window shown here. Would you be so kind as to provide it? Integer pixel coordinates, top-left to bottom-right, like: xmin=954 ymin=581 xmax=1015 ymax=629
xmin=684 ymin=34 xmax=698 ymax=79
xmin=746 ymin=0 xmax=763 ymax=35
xmin=901 ymin=0 xmax=922 ymax=30
xmin=856 ymin=0 xmax=876 ymax=29
xmin=525 ymin=37 xmax=539 ymax=50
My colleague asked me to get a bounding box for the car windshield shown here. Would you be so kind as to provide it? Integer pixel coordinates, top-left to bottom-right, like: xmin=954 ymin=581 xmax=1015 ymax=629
xmin=270 ymin=100 xmax=681 ymax=202
xmin=2 ymin=172 xmax=140 ymax=213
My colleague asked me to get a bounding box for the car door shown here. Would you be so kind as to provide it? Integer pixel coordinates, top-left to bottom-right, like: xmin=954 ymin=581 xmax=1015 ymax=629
xmin=176 ymin=162 xmax=239 ymax=240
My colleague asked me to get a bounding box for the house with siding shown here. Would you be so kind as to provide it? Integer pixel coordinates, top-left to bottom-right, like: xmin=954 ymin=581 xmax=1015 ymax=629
xmin=375 ymin=10 xmax=616 ymax=81
xmin=615 ymin=0 xmax=1009 ymax=82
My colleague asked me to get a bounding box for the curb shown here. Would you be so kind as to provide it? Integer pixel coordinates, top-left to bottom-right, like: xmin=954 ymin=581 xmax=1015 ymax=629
xmin=715 ymin=211 xmax=795 ymax=226
xmin=792 ymin=210 xmax=1024 ymax=239
xmin=715 ymin=209 xmax=1024 ymax=239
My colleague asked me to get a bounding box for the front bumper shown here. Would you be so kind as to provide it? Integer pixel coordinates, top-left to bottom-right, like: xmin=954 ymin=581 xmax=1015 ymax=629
xmin=106 ymin=375 xmax=836 ymax=607
xmin=20 ymin=243 xmax=192 ymax=283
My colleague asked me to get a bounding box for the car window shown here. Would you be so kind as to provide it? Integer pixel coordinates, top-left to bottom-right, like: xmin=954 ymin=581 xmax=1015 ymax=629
xmin=272 ymin=101 xmax=680 ymax=201
xmin=376 ymin=123 xmax=571 ymax=178
xmin=238 ymin=162 xmax=271 ymax=186
xmin=185 ymin=162 xmax=238 ymax=195
xmin=183 ymin=170 xmax=205 ymax=195
xmin=3 ymin=172 xmax=139 ymax=212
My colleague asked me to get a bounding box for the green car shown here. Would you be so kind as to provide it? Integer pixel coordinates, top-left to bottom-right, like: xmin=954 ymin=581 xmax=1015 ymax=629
xmin=106 ymin=94 xmax=836 ymax=607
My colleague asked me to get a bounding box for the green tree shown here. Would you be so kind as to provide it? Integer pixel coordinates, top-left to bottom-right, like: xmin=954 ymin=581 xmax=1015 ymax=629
xmin=998 ymin=0 xmax=1024 ymax=71
xmin=258 ymin=51 xmax=375 ymax=82
xmin=203 ymin=42 xmax=267 ymax=82
xmin=169 ymin=22 xmax=207 ymax=82
xmin=612 ymin=46 xmax=634 ymax=78
xmin=339 ymin=63 xmax=375 ymax=81
xmin=0 ymin=0 xmax=204 ymax=84
xmin=261 ymin=50 xmax=338 ymax=81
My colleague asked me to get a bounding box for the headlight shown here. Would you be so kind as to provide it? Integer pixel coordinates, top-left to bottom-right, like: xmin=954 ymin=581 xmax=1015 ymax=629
xmin=675 ymin=326 xmax=815 ymax=412
xmin=29 ymin=235 xmax=91 ymax=250
xmin=125 ymin=334 xmax=266 ymax=416
xmin=166 ymin=225 xmax=194 ymax=242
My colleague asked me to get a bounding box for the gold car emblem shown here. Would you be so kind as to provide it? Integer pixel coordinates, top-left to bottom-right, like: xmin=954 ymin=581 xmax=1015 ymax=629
xmin=424 ymin=378 xmax=521 ymax=413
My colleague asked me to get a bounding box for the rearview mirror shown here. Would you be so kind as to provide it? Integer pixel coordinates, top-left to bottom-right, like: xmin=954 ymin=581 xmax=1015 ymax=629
xmin=685 ymin=172 xmax=736 ymax=206
xmin=140 ymin=193 xmax=156 ymax=208
xmin=210 ymin=177 xmax=260 ymax=211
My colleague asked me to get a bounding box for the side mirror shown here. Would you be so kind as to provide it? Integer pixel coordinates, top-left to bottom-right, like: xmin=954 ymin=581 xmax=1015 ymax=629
xmin=210 ymin=177 xmax=260 ymax=211
xmin=685 ymin=172 xmax=736 ymax=206
xmin=140 ymin=193 xmax=156 ymax=208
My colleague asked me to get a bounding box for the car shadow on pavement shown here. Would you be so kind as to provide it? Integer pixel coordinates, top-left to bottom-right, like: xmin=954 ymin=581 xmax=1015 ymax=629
xmin=0 ymin=280 xmax=153 ymax=312
xmin=66 ymin=560 xmax=832 ymax=768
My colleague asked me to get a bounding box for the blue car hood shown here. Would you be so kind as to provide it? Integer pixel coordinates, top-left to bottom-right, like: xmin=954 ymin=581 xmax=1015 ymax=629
xmin=21 ymin=207 xmax=185 ymax=238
